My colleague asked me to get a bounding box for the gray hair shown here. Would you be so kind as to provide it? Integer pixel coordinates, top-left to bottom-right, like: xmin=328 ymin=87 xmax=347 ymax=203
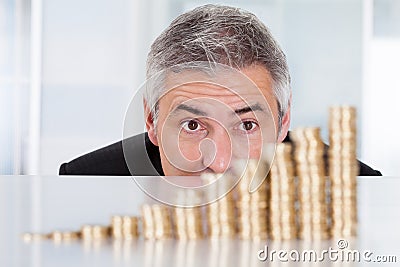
xmin=145 ymin=4 xmax=291 ymax=130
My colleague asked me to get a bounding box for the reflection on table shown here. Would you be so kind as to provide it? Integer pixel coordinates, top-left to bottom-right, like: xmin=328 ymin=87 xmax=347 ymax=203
xmin=1 ymin=176 xmax=399 ymax=267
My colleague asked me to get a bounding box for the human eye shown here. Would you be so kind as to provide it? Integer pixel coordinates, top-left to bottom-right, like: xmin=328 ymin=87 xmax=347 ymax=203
xmin=181 ymin=119 xmax=206 ymax=134
xmin=237 ymin=120 xmax=259 ymax=133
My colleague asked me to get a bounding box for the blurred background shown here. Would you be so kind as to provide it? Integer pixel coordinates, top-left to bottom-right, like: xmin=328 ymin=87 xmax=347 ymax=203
xmin=0 ymin=0 xmax=399 ymax=176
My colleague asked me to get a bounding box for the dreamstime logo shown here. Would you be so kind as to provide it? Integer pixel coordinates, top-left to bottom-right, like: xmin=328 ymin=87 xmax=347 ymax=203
xmin=257 ymin=239 xmax=398 ymax=263
xmin=122 ymin=62 xmax=277 ymax=207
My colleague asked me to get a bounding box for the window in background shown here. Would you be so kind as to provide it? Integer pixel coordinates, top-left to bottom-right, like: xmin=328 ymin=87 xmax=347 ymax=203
xmin=0 ymin=0 xmax=30 ymax=175
xmin=0 ymin=1 xmax=15 ymax=174
xmin=361 ymin=0 xmax=400 ymax=175
xmin=39 ymin=0 xmax=154 ymax=174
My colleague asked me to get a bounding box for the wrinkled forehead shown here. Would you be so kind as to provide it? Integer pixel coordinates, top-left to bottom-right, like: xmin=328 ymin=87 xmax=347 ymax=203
xmin=162 ymin=66 xmax=263 ymax=97
xmin=146 ymin=62 xmax=271 ymax=98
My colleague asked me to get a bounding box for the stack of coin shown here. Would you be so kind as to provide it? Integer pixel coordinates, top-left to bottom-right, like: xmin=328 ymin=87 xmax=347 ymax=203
xmin=141 ymin=204 xmax=173 ymax=239
xmin=236 ymin=159 xmax=268 ymax=240
xmin=329 ymin=106 xmax=358 ymax=237
xmin=202 ymin=173 xmax=221 ymax=238
xmin=141 ymin=204 xmax=155 ymax=239
xmin=111 ymin=215 xmax=139 ymax=240
xmin=218 ymin=176 xmax=236 ymax=238
xmin=22 ymin=231 xmax=80 ymax=243
xmin=172 ymin=206 xmax=188 ymax=240
xmin=50 ymin=231 xmax=80 ymax=243
xmin=202 ymin=173 xmax=236 ymax=238
xmin=185 ymin=190 xmax=204 ymax=239
xmin=291 ymin=127 xmax=329 ymax=240
xmin=21 ymin=233 xmax=48 ymax=242
xmin=172 ymin=190 xmax=204 ymax=240
xmin=80 ymin=225 xmax=110 ymax=240
xmin=267 ymin=143 xmax=297 ymax=240
xmin=183 ymin=207 xmax=203 ymax=239
xmin=152 ymin=204 xmax=173 ymax=239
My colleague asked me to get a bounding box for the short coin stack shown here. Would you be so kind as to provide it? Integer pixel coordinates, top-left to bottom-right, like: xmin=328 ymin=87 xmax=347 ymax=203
xmin=111 ymin=215 xmax=139 ymax=240
xmin=81 ymin=225 xmax=110 ymax=241
xmin=202 ymin=173 xmax=236 ymax=238
xmin=172 ymin=190 xmax=204 ymax=240
xmin=183 ymin=206 xmax=203 ymax=239
xmin=236 ymin=160 xmax=268 ymax=240
xmin=141 ymin=204 xmax=173 ymax=239
xmin=22 ymin=216 xmax=139 ymax=243
xmin=49 ymin=231 xmax=80 ymax=243
xmin=141 ymin=204 xmax=155 ymax=239
xmin=291 ymin=127 xmax=329 ymax=240
xmin=22 ymin=230 xmax=81 ymax=243
xmin=267 ymin=144 xmax=297 ymax=240
xmin=329 ymin=106 xmax=358 ymax=237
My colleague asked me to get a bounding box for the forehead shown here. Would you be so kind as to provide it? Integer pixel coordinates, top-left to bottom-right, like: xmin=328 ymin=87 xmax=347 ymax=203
xmin=159 ymin=65 xmax=276 ymax=112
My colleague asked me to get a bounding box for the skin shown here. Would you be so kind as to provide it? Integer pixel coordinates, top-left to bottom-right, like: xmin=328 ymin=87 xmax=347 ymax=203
xmin=145 ymin=64 xmax=291 ymax=176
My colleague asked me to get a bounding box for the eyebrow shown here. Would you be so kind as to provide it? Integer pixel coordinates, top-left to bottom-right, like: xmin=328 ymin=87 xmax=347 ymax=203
xmin=172 ymin=104 xmax=208 ymax=116
xmin=234 ymin=103 xmax=265 ymax=115
xmin=171 ymin=103 xmax=266 ymax=117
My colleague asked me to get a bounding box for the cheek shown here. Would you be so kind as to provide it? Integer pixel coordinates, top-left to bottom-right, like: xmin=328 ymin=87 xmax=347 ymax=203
xmin=230 ymin=135 xmax=262 ymax=159
xmin=248 ymin=140 xmax=262 ymax=159
xmin=178 ymin=139 xmax=202 ymax=161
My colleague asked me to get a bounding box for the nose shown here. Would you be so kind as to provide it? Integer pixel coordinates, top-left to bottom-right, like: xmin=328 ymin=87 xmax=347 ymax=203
xmin=201 ymin=127 xmax=232 ymax=174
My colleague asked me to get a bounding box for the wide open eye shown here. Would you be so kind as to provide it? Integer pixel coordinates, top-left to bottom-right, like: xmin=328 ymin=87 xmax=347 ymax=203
xmin=238 ymin=120 xmax=259 ymax=133
xmin=181 ymin=120 xmax=203 ymax=132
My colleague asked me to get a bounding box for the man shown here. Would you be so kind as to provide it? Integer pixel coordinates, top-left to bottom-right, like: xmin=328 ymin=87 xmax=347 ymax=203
xmin=59 ymin=4 xmax=381 ymax=176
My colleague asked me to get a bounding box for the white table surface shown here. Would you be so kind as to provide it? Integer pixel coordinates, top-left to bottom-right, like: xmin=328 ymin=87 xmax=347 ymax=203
xmin=1 ymin=176 xmax=399 ymax=267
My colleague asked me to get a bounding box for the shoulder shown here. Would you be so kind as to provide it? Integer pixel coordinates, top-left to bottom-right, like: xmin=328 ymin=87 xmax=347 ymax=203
xmin=59 ymin=139 xmax=129 ymax=175
xmin=59 ymin=133 xmax=163 ymax=176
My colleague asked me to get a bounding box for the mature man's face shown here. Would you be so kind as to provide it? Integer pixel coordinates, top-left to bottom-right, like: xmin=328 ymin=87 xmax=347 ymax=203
xmin=145 ymin=64 xmax=290 ymax=176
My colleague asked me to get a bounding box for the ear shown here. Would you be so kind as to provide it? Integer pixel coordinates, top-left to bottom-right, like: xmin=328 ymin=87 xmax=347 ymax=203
xmin=143 ymin=99 xmax=159 ymax=146
xmin=277 ymin=103 xmax=291 ymax=143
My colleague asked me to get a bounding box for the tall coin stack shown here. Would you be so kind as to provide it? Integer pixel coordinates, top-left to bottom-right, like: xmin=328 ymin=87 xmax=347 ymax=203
xmin=172 ymin=190 xmax=204 ymax=240
xmin=329 ymin=106 xmax=358 ymax=237
xmin=141 ymin=204 xmax=173 ymax=239
xmin=291 ymin=127 xmax=329 ymax=240
xmin=202 ymin=173 xmax=236 ymax=238
xmin=236 ymin=160 xmax=268 ymax=240
xmin=268 ymin=144 xmax=297 ymax=240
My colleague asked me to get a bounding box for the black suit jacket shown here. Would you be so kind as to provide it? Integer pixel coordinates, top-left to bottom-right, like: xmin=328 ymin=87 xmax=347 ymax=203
xmin=59 ymin=132 xmax=382 ymax=176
